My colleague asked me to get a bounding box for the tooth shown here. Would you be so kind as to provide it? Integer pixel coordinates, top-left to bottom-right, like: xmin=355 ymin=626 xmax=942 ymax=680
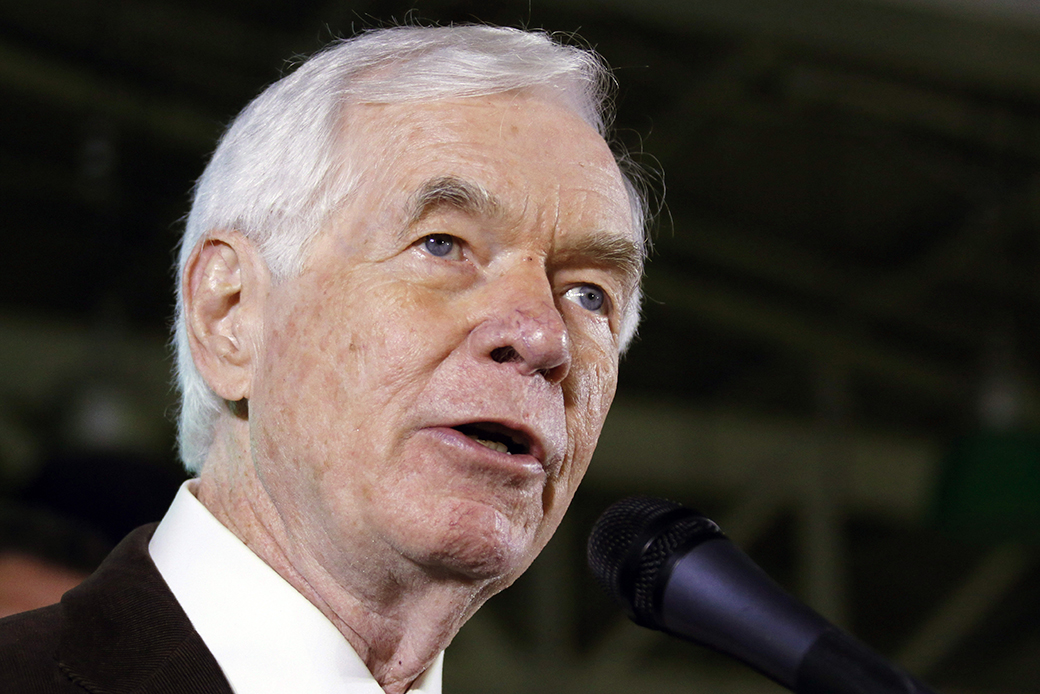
xmin=469 ymin=436 xmax=509 ymax=454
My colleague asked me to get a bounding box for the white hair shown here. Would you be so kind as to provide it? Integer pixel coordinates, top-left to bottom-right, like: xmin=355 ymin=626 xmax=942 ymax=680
xmin=173 ymin=25 xmax=649 ymax=472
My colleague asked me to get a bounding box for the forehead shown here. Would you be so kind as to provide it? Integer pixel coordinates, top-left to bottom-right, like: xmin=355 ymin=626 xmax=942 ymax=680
xmin=335 ymin=93 xmax=636 ymax=243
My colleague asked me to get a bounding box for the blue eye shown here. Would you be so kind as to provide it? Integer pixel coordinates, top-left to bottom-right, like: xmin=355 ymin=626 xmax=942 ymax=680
xmin=423 ymin=234 xmax=455 ymax=257
xmin=566 ymin=285 xmax=606 ymax=313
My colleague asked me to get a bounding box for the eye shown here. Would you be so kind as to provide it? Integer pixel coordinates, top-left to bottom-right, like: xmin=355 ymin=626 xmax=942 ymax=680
xmin=564 ymin=284 xmax=608 ymax=314
xmin=422 ymin=234 xmax=457 ymax=258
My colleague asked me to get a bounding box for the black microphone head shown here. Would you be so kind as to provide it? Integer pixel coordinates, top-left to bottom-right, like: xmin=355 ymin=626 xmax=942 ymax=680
xmin=587 ymin=496 xmax=724 ymax=628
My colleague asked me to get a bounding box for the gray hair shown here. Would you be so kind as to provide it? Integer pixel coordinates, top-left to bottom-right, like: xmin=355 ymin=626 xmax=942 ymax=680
xmin=173 ymin=25 xmax=649 ymax=472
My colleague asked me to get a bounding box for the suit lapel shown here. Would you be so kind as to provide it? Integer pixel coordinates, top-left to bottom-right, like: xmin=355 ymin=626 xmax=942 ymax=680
xmin=56 ymin=525 xmax=232 ymax=694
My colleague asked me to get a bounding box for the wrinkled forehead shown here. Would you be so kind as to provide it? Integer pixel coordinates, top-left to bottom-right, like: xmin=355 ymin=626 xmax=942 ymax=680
xmin=334 ymin=93 xmax=636 ymax=235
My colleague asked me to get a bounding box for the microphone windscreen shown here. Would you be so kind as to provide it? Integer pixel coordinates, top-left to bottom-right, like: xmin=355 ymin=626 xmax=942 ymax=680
xmin=587 ymin=496 xmax=724 ymax=626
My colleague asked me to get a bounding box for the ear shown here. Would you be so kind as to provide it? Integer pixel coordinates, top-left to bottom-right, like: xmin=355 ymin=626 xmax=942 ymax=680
xmin=182 ymin=230 xmax=268 ymax=404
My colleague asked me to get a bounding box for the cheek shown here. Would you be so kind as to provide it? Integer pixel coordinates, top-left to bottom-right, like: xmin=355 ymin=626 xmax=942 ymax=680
xmin=251 ymin=273 xmax=475 ymax=475
xmin=563 ymin=338 xmax=619 ymax=440
xmin=249 ymin=283 xmax=375 ymax=501
xmin=266 ymin=276 xmax=440 ymax=396
xmin=543 ymin=340 xmax=618 ymax=519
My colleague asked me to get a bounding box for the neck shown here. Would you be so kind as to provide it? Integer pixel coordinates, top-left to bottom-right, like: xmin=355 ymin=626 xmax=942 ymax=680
xmin=195 ymin=422 xmax=495 ymax=693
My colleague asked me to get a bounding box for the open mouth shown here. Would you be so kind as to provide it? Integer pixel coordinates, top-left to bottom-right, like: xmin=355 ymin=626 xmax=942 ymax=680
xmin=453 ymin=422 xmax=530 ymax=456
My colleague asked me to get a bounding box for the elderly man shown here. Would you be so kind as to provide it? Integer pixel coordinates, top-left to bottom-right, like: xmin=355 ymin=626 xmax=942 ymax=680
xmin=0 ymin=24 xmax=646 ymax=693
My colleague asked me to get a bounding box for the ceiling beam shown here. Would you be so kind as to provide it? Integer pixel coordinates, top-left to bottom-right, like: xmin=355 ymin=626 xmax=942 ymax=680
xmin=644 ymin=266 xmax=974 ymax=401
xmin=0 ymin=0 xmax=288 ymax=69
xmin=575 ymin=0 xmax=1040 ymax=97
xmin=0 ymin=40 xmax=223 ymax=149
xmin=663 ymin=215 xmax=988 ymax=350
xmin=589 ymin=397 xmax=941 ymax=519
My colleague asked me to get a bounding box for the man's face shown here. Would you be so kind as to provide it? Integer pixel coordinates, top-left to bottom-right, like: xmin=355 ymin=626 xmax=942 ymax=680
xmin=248 ymin=93 xmax=640 ymax=592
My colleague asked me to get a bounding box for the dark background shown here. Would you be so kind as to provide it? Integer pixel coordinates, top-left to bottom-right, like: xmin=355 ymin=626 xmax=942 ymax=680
xmin=1 ymin=1 xmax=1039 ymax=692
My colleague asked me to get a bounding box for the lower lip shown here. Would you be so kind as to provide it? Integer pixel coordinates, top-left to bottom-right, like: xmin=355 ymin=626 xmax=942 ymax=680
xmin=422 ymin=427 xmax=545 ymax=479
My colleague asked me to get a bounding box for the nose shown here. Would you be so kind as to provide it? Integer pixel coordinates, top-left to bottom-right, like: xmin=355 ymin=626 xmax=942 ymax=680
xmin=467 ymin=281 xmax=571 ymax=384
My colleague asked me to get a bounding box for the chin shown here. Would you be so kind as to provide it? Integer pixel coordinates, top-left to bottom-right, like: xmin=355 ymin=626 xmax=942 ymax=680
xmin=414 ymin=496 xmax=540 ymax=582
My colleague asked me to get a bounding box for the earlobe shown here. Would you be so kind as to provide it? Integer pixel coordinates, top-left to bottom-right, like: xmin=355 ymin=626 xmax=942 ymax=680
xmin=182 ymin=230 xmax=267 ymax=404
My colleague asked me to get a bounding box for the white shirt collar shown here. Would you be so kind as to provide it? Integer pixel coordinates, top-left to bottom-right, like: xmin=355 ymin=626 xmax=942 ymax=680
xmin=149 ymin=481 xmax=443 ymax=694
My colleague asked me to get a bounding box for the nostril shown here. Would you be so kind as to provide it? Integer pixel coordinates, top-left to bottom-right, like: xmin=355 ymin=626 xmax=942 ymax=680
xmin=490 ymin=346 xmax=521 ymax=364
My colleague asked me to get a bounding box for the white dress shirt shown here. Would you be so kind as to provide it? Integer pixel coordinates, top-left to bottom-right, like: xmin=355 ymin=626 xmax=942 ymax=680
xmin=149 ymin=482 xmax=443 ymax=694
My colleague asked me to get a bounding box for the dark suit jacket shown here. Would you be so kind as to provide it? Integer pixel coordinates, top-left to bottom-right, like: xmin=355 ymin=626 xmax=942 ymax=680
xmin=0 ymin=524 xmax=233 ymax=693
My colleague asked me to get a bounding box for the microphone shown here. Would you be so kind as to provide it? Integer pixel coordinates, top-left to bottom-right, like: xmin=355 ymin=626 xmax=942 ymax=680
xmin=587 ymin=496 xmax=937 ymax=694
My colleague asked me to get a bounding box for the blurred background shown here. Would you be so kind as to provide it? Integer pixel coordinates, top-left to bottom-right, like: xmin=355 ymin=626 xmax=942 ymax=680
xmin=1 ymin=0 xmax=1039 ymax=691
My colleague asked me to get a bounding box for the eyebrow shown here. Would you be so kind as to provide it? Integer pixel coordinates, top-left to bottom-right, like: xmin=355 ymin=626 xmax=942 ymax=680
xmin=405 ymin=175 xmax=499 ymax=226
xmin=552 ymin=233 xmax=645 ymax=296
xmin=403 ymin=174 xmax=644 ymax=291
